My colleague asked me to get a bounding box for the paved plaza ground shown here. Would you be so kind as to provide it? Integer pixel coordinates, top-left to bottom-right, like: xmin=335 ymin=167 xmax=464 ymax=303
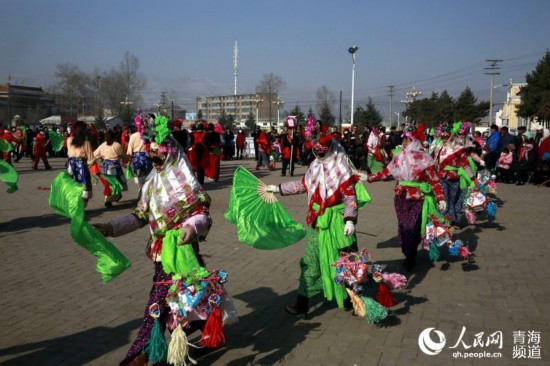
xmin=0 ymin=156 xmax=549 ymax=365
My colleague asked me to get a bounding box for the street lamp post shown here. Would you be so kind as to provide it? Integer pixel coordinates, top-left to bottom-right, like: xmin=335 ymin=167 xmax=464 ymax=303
xmin=273 ymin=99 xmax=284 ymax=129
xmin=394 ymin=111 xmax=401 ymax=125
xmin=253 ymin=95 xmax=263 ymax=130
xmin=401 ymin=86 xmax=422 ymax=122
xmin=406 ymin=86 xmax=422 ymax=103
xmin=348 ymin=45 xmax=358 ymax=127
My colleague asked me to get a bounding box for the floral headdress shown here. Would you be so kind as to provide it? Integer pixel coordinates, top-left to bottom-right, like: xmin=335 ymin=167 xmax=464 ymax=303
xmin=401 ymin=123 xmax=416 ymax=140
xmin=304 ymin=117 xmax=332 ymax=153
xmin=435 ymin=122 xmax=451 ymax=137
xmin=134 ymin=114 xmax=155 ymax=142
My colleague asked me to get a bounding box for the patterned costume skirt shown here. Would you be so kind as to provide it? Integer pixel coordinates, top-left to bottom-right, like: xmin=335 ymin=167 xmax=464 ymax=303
xmin=103 ymin=159 xmax=128 ymax=191
xmin=67 ymin=157 xmax=92 ymax=196
xmin=394 ymin=192 xmax=423 ymax=259
xmin=131 ymin=152 xmax=153 ymax=177
xmin=440 ymin=178 xmax=465 ymax=223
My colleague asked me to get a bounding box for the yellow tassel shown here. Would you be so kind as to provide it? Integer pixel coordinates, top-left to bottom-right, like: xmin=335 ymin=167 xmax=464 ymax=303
xmin=167 ymin=324 xmax=198 ymax=366
xmin=346 ymin=288 xmax=365 ymax=317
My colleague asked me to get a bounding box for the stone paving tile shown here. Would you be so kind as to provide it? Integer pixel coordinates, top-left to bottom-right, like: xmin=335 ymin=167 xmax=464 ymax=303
xmin=0 ymin=157 xmax=549 ymax=365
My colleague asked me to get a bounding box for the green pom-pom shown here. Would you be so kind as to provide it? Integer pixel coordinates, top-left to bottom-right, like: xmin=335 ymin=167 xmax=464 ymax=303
xmin=391 ymin=145 xmax=402 ymax=156
xmin=154 ymin=116 xmax=171 ymax=144
xmin=429 ymin=242 xmax=440 ymax=262
xmin=363 ymin=296 xmax=388 ymax=324
xmin=143 ymin=318 xmax=167 ymax=363
xmin=451 ymin=121 xmax=462 ymax=135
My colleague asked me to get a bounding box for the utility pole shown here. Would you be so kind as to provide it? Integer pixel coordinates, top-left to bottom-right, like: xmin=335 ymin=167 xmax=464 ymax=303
xmin=339 ymin=90 xmax=342 ymax=132
xmin=485 ymin=59 xmax=502 ymax=126
xmin=171 ymin=100 xmax=175 ymax=121
xmin=387 ymin=85 xmax=395 ymax=127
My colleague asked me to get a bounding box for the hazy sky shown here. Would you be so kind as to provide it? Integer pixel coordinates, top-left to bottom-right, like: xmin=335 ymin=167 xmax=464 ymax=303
xmin=2 ymin=0 xmax=549 ymax=117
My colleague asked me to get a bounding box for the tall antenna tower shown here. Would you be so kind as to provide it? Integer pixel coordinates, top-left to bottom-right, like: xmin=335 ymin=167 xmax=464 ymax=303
xmin=233 ymin=41 xmax=238 ymax=95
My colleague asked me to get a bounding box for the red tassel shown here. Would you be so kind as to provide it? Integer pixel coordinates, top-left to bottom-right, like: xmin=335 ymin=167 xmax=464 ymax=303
xmin=375 ymin=282 xmax=397 ymax=308
xmin=199 ymin=307 xmax=225 ymax=348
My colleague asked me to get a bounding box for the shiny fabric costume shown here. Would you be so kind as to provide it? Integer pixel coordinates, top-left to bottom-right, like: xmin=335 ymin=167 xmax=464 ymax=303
xmin=368 ymin=140 xmax=444 ymax=262
xmin=432 ymin=138 xmax=474 ymax=223
xmin=118 ymin=138 xmax=212 ymax=365
xmin=278 ymin=141 xmax=360 ymax=308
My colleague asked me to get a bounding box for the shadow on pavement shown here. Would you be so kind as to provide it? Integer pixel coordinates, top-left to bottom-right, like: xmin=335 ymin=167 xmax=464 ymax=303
xmin=0 ymin=212 xmax=94 ymax=234
xmin=193 ymin=287 xmax=322 ymax=365
xmin=0 ymin=318 xmax=141 ymax=365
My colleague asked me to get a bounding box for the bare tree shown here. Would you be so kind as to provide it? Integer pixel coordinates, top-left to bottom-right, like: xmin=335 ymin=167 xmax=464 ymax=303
xmin=52 ymin=63 xmax=94 ymax=116
xmin=256 ymin=73 xmax=285 ymax=124
xmin=101 ymin=52 xmax=146 ymax=122
xmin=51 ymin=53 xmax=146 ymax=124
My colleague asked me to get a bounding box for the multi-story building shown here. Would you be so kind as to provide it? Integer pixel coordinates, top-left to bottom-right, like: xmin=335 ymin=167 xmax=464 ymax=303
xmin=195 ymin=92 xmax=281 ymax=129
xmin=0 ymin=84 xmax=57 ymax=126
xmin=497 ymin=79 xmax=530 ymax=129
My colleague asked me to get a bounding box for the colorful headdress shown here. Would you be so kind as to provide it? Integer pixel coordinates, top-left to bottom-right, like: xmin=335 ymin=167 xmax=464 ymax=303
xmin=435 ymin=123 xmax=451 ymax=137
xmin=134 ymin=114 xmax=153 ymax=141
xmin=304 ymin=117 xmax=332 ymax=153
xmin=451 ymin=121 xmax=469 ymax=135
xmin=401 ymin=123 xmax=416 ymax=140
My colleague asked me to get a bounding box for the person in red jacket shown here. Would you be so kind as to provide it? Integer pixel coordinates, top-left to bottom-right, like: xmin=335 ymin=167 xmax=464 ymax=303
xmin=280 ymin=127 xmax=300 ymax=176
xmin=187 ymin=121 xmax=207 ymax=184
xmin=32 ymin=129 xmax=52 ymax=170
xmin=203 ymin=123 xmax=221 ymax=181
xmin=255 ymin=130 xmax=272 ymax=170
xmin=235 ymin=129 xmax=246 ymax=160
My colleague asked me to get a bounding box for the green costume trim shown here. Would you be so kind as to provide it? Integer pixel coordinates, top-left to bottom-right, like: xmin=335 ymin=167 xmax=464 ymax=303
xmin=298 ymin=227 xmax=324 ymax=298
xmin=301 ymin=182 xmax=371 ymax=308
xmin=398 ymin=180 xmax=439 ymax=237
xmin=103 ymin=174 xmax=124 ymax=196
xmin=160 ymin=229 xmax=209 ymax=278
xmin=444 ymin=166 xmax=474 ymax=190
xmin=467 ymin=156 xmax=478 ymax=176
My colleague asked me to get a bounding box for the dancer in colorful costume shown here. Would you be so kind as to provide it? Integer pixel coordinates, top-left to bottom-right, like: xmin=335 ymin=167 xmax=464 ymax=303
xmin=366 ymin=126 xmax=386 ymax=174
xmin=66 ymin=121 xmax=95 ymax=206
xmin=94 ymin=130 xmax=129 ymax=207
xmin=127 ymin=115 xmax=153 ymax=192
xmin=266 ymin=121 xmax=368 ymax=315
xmin=364 ymin=128 xmax=446 ymax=271
xmin=93 ymin=117 xmax=235 ymax=365
xmin=0 ymin=126 xmax=18 ymax=164
xmin=431 ymin=122 xmax=475 ymax=225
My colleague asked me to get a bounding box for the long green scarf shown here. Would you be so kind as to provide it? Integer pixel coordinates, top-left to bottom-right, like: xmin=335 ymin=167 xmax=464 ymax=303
xmin=49 ymin=172 xmax=131 ymax=282
xmin=398 ymin=180 xmax=439 ymax=237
